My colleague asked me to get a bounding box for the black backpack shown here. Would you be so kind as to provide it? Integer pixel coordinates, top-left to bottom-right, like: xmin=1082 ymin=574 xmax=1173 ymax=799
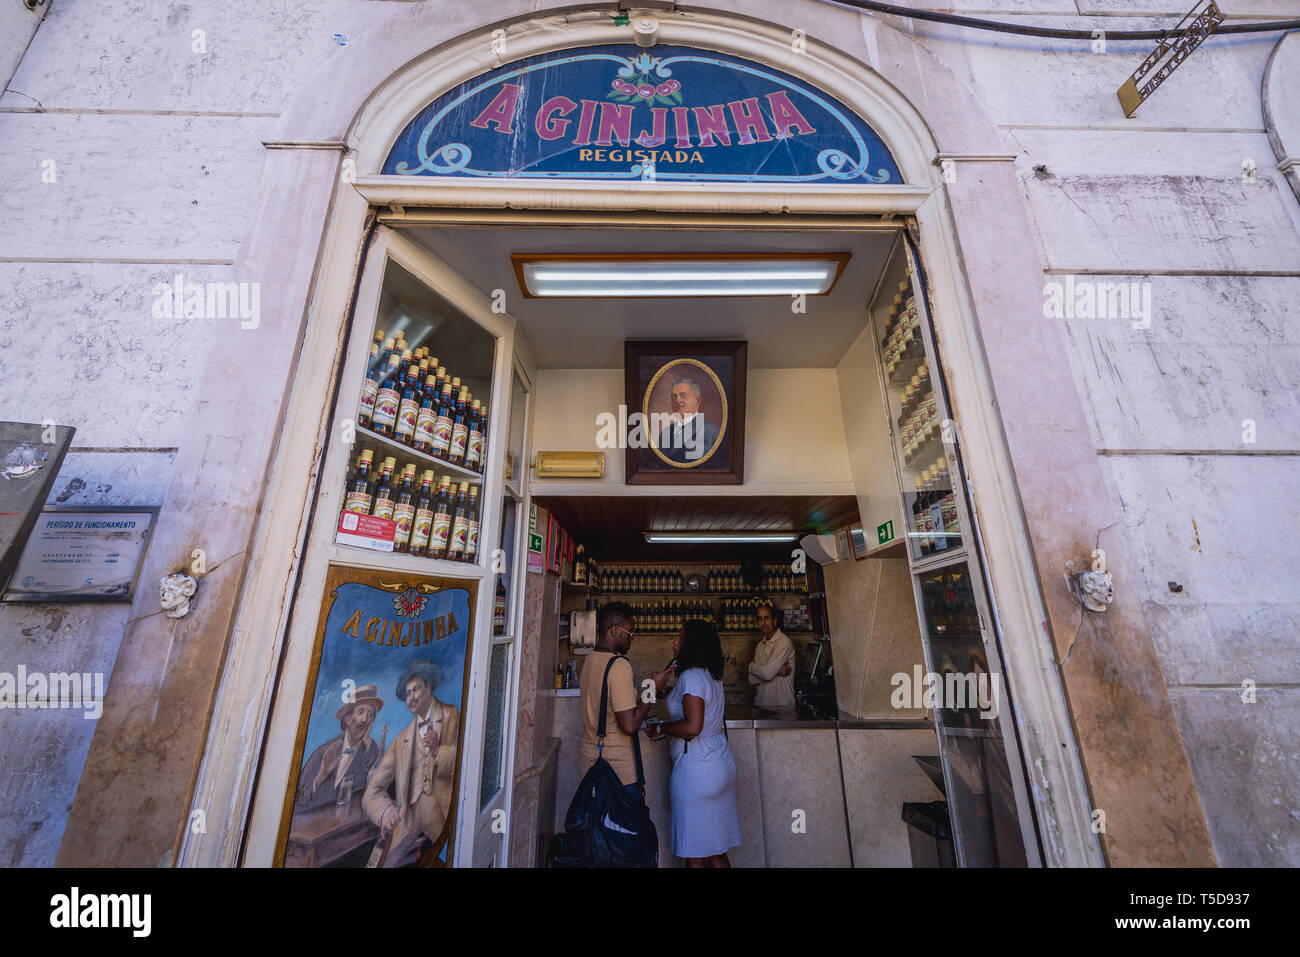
xmin=548 ymin=655 xmax=659 ymax=868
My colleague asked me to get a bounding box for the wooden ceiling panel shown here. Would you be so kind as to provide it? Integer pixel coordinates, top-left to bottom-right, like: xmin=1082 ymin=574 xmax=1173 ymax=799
xmin=532 ymin=494 xmax=861 ymax=560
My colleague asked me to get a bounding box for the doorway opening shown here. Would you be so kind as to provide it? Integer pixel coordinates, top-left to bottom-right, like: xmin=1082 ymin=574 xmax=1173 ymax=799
xmin=368 ymin=217 xmax=1043 ymax=867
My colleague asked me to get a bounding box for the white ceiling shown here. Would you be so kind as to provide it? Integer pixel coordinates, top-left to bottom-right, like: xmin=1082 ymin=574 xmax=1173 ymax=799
xmin=405 ymin=224 xmax=898 ymax=369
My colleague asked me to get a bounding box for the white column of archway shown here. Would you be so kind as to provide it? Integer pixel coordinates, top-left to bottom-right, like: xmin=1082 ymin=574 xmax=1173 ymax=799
xmin=183 ymin=3 xmax=1125 ymax=869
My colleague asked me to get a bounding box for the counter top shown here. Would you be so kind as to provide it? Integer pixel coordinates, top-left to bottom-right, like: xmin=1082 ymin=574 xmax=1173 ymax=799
xmin=552 ymin=687 xmax=935 ymax=731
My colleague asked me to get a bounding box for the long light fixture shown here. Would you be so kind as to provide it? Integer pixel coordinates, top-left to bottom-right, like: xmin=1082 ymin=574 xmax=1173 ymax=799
xmin=643 ymin=532 xmax=802 ymax=544
xmin=513 ymin=253 xmax=850 ymax=298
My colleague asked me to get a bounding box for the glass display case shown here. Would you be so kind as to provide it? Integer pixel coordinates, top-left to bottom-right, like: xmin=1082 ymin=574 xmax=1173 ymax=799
xmin=916 ymin=563 xmax=1027 ymax=867
xmin=868 ymin=247 xmax=962 ymax=562
xmin=868 ymin=233 xmax=1036 ymax=866
xmin=336 ymin=259 xmax=493 ymax=566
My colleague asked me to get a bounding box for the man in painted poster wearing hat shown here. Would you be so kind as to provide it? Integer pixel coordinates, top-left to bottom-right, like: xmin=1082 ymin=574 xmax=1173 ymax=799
xmin=295 ymin=684 xmax=384 ymax=809
xmin=363 ymin=658 xmax=459 ymax=867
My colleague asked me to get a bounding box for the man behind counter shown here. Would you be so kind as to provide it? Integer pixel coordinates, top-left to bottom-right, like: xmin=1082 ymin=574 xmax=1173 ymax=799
xmin=748 ymin=604 xmax=796 ymax=709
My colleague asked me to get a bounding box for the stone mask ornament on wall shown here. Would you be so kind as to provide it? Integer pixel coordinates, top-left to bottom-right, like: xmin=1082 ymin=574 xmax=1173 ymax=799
xmin=160 ymin=572 xmax=198 ymax=619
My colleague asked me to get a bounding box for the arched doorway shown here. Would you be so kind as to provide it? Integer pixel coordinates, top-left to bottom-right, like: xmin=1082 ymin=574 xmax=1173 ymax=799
xmin=182 ymin=5 xmax=1099 ymax=869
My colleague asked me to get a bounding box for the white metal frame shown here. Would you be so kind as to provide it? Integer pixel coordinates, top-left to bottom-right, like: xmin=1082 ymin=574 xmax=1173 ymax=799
xmin=472 ymin=358 xmax=535 ymax=867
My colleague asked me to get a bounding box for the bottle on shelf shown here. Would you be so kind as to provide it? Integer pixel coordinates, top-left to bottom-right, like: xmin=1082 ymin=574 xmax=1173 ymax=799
xmin=409 ymin=470 xmax=435 ymax=557
xmin=466 ymin=399 xmax=485 ymax=473
xmin=370 ymin=457 xmax=398 ymax=520
xmin=413 ymin=374 xmax=439 ymax=455
xmin=464 ymin=484 xmax=480 ymax=564
xmin=432 ymin=383 xmax=455 ymax=463
xmin=428 ymin=475 xmax=454 ymax=560
xmin=493 ymin=576 xmax=507 ymax=631
xmin=477 ymin=403 xmax=489 ymax=474
xmin=357 ymin=342 xmax=381 ymax=429
xmin=394 ymin=367 xmax=422 ymax=447
xmin=573 ymin=544 xmax=588 ymax=585
xmin=447 ymin=481 xmax=471 ymax=561
xmin=449 ymin=388 xmax=471 ymax=467
xmin=343 ymin=449 xmax=375 ymax=515
xmin=370 ymin=355 xmax=403 ymax=437
xmin=391 ymin=464 xmax=417 ymax=553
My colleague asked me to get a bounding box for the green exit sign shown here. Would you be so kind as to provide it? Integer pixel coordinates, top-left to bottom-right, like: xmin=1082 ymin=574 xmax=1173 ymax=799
xmin=876 ymin=520 xmax=894 ymax=545
xmin=528 ymin=532 xmax=544 ymax=554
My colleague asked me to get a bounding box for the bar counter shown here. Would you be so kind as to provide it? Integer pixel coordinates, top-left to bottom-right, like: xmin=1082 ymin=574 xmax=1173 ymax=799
xmin=547 ymin=690 xmax=942 ymax=867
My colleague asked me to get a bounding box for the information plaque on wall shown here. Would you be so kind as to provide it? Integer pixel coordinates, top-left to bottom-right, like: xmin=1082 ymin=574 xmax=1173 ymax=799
xmin=2 ymin=507 xmax=158 ymax=602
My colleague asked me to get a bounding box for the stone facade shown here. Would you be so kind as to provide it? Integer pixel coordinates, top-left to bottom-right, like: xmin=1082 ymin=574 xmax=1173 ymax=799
xmin=0 ymin=1 xmax=1295 ymax=867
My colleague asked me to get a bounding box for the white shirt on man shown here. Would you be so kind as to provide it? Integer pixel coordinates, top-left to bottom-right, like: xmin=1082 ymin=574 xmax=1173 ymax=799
xmin=748 ymin=628 xmax=796 ymax=708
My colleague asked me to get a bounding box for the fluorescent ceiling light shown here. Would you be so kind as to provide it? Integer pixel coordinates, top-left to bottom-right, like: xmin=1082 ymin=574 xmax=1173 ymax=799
xmin=514 ymin=254 xmax=849 ymax=298
xmin=643 ymin=532 xmax=802 ymax=544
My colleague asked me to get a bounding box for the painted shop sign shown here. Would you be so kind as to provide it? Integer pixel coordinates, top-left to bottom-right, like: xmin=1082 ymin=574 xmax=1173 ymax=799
xmin=383 ymin=44 xmax=903 ymax=184
xmin=277 ymin=566 xmax=476 ymax=869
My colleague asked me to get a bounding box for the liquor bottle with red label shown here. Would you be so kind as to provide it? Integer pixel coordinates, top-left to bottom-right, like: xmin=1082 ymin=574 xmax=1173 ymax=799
xmin=413 ymin=374 xmax=439 ymax=455
xmin=391 ymin=464 xmax=417 ymax=553
xmin=409 ymin=470 xmax=435 ymax=557
xmin=370 ymin=457 xmax=398 ymax=520
xmin=343 ymin=449 xmax=375 ymax=515
xmin=370 ymin=355 xmax=402 ymax=437
xmin=428 ymin=475 xmax=454 ymax=560
xmin=431 ymin=384 xmax=455 ymax=462
xmin=447 ymin=481 xmax=470 ymax=561
xmin=356 ymin=342 xmax=381 ymax=429
xmin=477 ymin=402 xmax=489 ymax=474
xmin=394 ymin=367 xmax=422 ymax=447
xmin=464 ymin=484 xmax=480 ymax=564
xmin=466 ymin=399 xmax=484 ymax=473
xmin=449 ymin=388 xmax=471 ymax=467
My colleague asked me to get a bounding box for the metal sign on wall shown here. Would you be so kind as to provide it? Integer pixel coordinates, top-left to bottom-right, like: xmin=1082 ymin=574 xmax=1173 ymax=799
xmin=383 ymin=44 xmax=904 ymax=184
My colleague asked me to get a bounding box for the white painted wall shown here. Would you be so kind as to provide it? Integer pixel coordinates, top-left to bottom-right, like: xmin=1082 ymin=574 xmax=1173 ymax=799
xmin=837 ymin=322 xmax=907 ymax=538
xmin=530 ymin=368 xmax=854 ymax=490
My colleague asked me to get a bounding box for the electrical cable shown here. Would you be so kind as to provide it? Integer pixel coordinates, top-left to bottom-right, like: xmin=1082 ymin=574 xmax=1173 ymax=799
xmin=826 ymin=0 xmax=1300 ymax=40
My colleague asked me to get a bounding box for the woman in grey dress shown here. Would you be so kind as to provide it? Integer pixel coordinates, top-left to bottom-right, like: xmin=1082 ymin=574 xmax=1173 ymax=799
xmin=652 ymin=619 xmax=742 ymax=867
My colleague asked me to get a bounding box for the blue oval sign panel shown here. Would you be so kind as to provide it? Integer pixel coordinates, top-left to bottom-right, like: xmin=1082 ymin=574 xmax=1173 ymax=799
xmin=383 ymin=44 xmax=903 ymax=184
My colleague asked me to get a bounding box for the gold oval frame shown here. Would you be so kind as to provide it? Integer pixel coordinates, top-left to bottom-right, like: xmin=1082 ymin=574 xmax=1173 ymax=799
xmin=643 ymin=358 xmax=728 ymax=469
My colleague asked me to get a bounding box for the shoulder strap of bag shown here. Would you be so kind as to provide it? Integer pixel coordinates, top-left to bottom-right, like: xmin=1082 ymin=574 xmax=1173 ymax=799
xmin=596 ymin=654 xmax=648 ymax=792
xmin=596 ymin=655 xmax=620 ymax=752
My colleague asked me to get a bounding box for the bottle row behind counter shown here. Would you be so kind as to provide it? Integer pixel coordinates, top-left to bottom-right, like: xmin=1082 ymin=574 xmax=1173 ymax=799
xmin=342 ymin=449 xmax=480 ymax=562
xmin=573 ymin=556 xmax=809 ymax=594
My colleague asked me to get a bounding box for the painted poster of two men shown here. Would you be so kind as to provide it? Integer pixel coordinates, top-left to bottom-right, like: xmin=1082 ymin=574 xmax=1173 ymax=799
xmin=278 ymin=567 xmax=475 ymax=868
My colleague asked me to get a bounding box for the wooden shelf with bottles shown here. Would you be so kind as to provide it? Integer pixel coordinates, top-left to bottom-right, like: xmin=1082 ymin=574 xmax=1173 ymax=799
xmin=355 ymin=424 xmax=484 ymax=485
xmin=331 ymin=257 xmax=503 ymax=563
xmin=622 ymin=629 xmax=816 ymax=637
xmin=576 ymin=589 xmax=809 ymax=598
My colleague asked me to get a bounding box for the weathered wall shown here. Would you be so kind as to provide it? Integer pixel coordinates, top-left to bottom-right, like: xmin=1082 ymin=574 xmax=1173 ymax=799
xmin=997 ymin=45 xmax=1300 ymax=866
xmin=1 ymin=0 xmax=1295 ymax=865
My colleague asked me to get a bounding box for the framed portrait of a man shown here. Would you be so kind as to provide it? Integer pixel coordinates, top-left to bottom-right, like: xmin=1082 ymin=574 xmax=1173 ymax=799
xmin=625 ymin=340 xmax=747 ymax=485
xmin=276 ymin=565 xmax=476 ymax=869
